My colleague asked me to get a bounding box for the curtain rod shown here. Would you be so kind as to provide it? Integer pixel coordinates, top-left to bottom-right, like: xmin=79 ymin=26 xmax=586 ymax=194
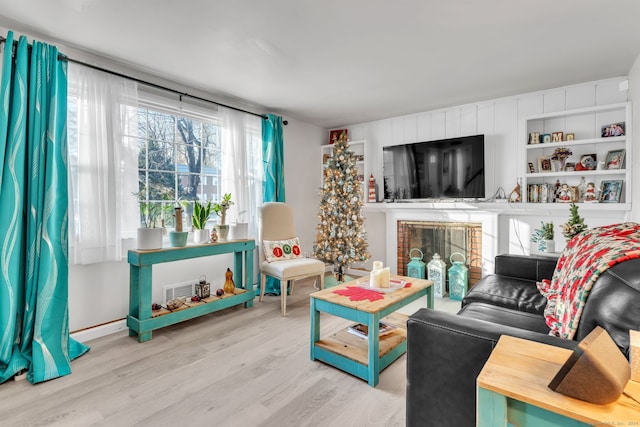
xmin=0 ymin=35 xmax=287 ymax=124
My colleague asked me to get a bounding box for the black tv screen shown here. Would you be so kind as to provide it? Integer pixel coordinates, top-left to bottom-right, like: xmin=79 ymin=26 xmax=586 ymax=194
xmin=383 ymin=135 xmax=485 ymax=200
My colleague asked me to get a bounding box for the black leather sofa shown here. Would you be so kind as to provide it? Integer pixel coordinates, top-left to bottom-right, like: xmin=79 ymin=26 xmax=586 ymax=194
xmin=406 ymin=253 xmax=640 ymax=427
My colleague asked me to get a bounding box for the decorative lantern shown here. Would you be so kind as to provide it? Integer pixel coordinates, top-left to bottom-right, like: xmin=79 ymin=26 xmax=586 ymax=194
xmin=407 ymin=248 xmax=426 ymax=279
xmin=427 ymin=253 xmax=447 ymax=298
xmin=448 ymin=252 xmax=469 ymax=301
xmin=195 ymin=275 xmax=210 ymax=299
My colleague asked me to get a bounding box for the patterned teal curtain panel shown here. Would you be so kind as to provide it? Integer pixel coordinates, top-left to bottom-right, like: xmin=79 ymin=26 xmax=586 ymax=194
xmin=262 ymin=114 xmax=286 ymax=294
xmin=0 ymin=31 xmax=89 ymax=384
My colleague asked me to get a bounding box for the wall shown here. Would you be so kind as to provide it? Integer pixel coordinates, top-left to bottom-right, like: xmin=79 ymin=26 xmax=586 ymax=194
xmin=338 ymin=77 xmax=632 ymax=271
xmin=629 ymin=53 xmax=640 ymax=223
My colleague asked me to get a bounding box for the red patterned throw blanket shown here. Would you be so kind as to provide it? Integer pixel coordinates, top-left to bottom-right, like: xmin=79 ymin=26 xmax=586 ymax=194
xmin=537 ymin=222 xmax=640 ymax=339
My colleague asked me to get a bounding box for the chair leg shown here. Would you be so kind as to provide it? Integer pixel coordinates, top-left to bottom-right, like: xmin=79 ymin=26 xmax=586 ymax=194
xmin=289 ymin=279 xmax=295 ymax=295
xmin=259 ymin=274 xmax=266 ymax=302
xmin=319 ymin=272 xmax=325 ymax=290
xmin=280 ymin=280 xmax=287 ymax=316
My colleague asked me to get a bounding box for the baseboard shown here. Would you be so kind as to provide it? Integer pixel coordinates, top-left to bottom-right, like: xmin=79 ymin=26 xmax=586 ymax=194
xmin=71 ymin=319 xmax=127 ymax=343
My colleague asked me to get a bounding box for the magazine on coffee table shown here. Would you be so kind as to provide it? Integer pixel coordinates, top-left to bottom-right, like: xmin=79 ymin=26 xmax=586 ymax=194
xmin=347 ymin=321 xmax=396 ymax=339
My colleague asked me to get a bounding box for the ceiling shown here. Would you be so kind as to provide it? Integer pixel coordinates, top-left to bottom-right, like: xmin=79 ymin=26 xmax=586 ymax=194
xmin=1 ymin=0 xmax=640 ymax=129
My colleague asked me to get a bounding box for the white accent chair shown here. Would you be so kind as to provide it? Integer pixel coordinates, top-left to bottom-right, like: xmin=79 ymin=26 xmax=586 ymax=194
xmin=258 ymin=202 xmax=325 ymax=316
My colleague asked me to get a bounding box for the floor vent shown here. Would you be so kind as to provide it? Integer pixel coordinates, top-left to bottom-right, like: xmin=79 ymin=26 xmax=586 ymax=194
xmin=163 ymin=280 xmax=196 ymax=305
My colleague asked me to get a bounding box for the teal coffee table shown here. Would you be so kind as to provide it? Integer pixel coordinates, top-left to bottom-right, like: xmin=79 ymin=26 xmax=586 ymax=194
xmin=310 ymin=275 xmax=433 ymax=386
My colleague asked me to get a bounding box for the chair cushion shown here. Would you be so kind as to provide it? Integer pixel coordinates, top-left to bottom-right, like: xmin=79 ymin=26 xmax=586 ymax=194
xmin=263 ymin=237 xmax=303 ymax=262
xmin=261 ymin=257 xmax=325 ymax=279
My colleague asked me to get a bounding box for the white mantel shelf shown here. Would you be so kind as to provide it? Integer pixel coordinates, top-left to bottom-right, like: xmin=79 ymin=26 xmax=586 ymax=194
xmin=362 ymin=201 xmax=631 ymax=215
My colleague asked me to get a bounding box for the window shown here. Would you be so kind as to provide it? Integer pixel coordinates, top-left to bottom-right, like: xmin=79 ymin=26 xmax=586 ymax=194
xmin=135 ymin=102 xmax=222 ymax=229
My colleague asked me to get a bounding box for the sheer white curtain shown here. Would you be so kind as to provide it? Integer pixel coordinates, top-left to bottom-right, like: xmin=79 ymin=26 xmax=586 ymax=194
xmin=220 ymin=106 xmax=263 ymax=238
xmin=67 ymin=64 xmax=139 ymax=264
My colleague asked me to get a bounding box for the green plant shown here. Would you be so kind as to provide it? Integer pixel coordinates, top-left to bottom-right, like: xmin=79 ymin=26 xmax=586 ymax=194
xmin=562 ymin=202 xmax=588 ymax=241
xmin=531 ymin=221 xmax=554 ymax=251
xmin=213 ymin=193 xmax=234 ymax=225
xmin=192 ymin=200 xmax=213 ymax=230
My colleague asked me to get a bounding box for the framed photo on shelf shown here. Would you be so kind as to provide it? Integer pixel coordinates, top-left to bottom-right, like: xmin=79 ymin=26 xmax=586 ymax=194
xmin=328 ymin=129 xmax=348 ymax=144
xmin=577 ymin=153 xmax=597 ymax=171
xmin=605 ymin=149 xmax=625 ymax=170
xmin=564 ymin=162 xmax=576 ymax=172
xmin=601 ymin=122 xmax=625 ymax=138
xmin=528 ymin=162 xmax=535 ymax=173
xmin=599 ymin=180 xmax=623 ymax=203
xmin=537 ymin=156 xmax=553 ymax=172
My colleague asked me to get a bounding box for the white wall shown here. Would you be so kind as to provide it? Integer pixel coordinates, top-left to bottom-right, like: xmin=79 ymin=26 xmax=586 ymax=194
xmin=628 ymin=53 xmax=640 ymax=223
xmin=337 ymin=77 xmax=632 ymax=268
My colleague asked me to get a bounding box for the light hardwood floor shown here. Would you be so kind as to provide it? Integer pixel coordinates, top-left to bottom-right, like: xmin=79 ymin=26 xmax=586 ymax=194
xmin=0 ymin=279 xmax=460 ymax=427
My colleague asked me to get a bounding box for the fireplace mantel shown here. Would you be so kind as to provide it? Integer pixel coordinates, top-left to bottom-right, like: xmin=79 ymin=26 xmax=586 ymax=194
xmin=362 ymin=201 xmax=631 ymax=215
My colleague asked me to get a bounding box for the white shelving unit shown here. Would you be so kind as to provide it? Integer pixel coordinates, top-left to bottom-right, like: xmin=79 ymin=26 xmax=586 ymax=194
xmin=521 ymin=102 xmax=631 ymax=207
xmin=321 ymin=139 xmax=367 ymax=196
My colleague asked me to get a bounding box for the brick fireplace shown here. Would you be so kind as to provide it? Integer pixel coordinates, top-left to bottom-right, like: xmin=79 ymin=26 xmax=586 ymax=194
xmin=397 ymin=221 xmax=483 ymax=290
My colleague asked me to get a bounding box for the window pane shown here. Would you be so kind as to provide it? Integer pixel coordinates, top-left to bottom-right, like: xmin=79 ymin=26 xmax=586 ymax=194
xmin=147 ymin=110 xmax=175 ymax=142
xmin=148 ymin=141 xmax=175 ymax=172
xmin=147 ymin=171 xmax=176 ymax=201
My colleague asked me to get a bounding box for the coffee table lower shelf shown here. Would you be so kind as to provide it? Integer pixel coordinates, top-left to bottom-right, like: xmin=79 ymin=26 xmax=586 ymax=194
xmin=313 ymin=313 xmax=408 ymax=384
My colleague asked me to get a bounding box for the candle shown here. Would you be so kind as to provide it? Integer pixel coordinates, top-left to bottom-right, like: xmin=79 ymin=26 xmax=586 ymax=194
xmin=379 ymin=267 xmax=390 ymax=288
xmin=370 ymin=269 xmax=381 ymax=288
xmin=373 ymin=260 xmax=383 ymax=271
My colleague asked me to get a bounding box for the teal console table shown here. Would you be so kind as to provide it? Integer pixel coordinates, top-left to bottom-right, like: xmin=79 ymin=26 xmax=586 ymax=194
xmin=127 ymin=239 xmax=255 ymax=342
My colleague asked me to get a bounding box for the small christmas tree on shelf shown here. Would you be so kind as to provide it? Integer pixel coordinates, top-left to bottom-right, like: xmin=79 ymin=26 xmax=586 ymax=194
xmin=313 ymin=133 xmax=370 ymax=284
xmin=562 ymin=203 xmax=588 ymax=241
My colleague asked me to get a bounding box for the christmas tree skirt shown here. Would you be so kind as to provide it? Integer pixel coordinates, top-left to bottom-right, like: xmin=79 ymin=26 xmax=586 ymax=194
xmin=324 ymin=275 xmax=355 ymax=289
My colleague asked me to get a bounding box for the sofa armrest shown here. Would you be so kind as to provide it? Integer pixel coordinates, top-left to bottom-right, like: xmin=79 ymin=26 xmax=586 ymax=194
xmin=495 ymin=253 xmax=558 ymax=281
xmin=406 ymin=308 xmax=574 ymax=427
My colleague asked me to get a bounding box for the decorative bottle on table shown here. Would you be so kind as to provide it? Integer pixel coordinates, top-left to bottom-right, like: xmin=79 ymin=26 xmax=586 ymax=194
xmin=428 ymin=253 xmax=447 ymax=298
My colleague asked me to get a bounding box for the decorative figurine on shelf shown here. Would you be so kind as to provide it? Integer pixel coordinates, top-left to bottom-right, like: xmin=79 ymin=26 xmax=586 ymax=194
xmin=223 ymin=268 xmax=235 ymax=294
xmin=368 ymin=174 xmax=377 ymax=203
xmin=210 ymin=229 xmax=218 ymax=242
xmin=584 ymin=182 xmax=599 ymax=203
xmin=509 ymin=178 xmax=521 ymax=203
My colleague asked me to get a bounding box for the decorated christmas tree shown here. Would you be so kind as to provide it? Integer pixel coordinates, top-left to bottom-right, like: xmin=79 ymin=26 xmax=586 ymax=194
xmin=561 ymin=202 xmax=588 ymax=241
xmin=313 ymin=134 xmax=370 ymax=282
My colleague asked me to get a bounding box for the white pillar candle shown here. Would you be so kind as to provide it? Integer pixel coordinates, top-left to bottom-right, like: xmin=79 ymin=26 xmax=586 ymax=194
xmin=373 ymin=260 xmax=383 ymax=271
xmin=379 ymin=267 xmax=391 ymax=288
xmin=370 ymin=269 xmax=382 ymax=288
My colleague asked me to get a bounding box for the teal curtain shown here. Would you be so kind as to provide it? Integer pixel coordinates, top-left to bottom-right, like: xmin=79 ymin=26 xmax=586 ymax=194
xmin=262 ymin=114 xmax=286 ymax=294
xmin=0 ymin=32 xmax=89 ymax=385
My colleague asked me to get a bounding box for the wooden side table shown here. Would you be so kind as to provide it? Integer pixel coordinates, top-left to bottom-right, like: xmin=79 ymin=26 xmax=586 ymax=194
xmin=477 ymin=335 xmax=640 ymax=426
xmin=310 ymin=275 xmax=433 ymax=387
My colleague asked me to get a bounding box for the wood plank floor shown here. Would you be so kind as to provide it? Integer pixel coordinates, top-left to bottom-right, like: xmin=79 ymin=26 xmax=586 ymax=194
xmin=0 ymin=279 xmax=459 ymax=427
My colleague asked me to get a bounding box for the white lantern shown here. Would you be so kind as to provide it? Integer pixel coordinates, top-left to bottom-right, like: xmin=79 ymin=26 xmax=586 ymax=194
xmin=427 ymin=253 xmax=447 ymax=298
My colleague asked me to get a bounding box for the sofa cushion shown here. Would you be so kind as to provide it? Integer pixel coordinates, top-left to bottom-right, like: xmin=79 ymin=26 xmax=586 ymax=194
xmin=462 ymin=274 xmax=548 ymax=315
xmin=458 ymin=302 xmax=550 ymax=334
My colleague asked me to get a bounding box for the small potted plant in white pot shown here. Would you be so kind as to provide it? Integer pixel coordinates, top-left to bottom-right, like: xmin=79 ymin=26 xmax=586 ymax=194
xmin=230 ymin=210 xmax=248 ymax=240
xmin=213 ymin=193 xmax=234 ymax=241
xmin=136 ymin=200 xmax=163 ymax=250
xmin=531 ymin=221 xmax=555 ymax=253
xmin=192 ymin=200 xmax=213 ymax=244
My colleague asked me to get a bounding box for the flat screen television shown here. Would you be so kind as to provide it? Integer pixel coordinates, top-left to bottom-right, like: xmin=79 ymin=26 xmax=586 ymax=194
xmin=383 ymin=135 xmax=485 ymax=201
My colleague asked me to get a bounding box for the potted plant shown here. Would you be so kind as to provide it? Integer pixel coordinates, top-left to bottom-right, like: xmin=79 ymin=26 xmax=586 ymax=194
xmin=230 ymin=210 xmax=248 ymax=240
xmin=136 ymin=200 xmax=163 ymax=250
xmin=530 ymin=221 xmax=555 ymax=253
xmin=192 ymin=200 xmax=213 ymax=244
xmin=168 ymin=202 xmax=189 ymax=247
xmin=213 ymin=193 xmax=234 ymax=241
